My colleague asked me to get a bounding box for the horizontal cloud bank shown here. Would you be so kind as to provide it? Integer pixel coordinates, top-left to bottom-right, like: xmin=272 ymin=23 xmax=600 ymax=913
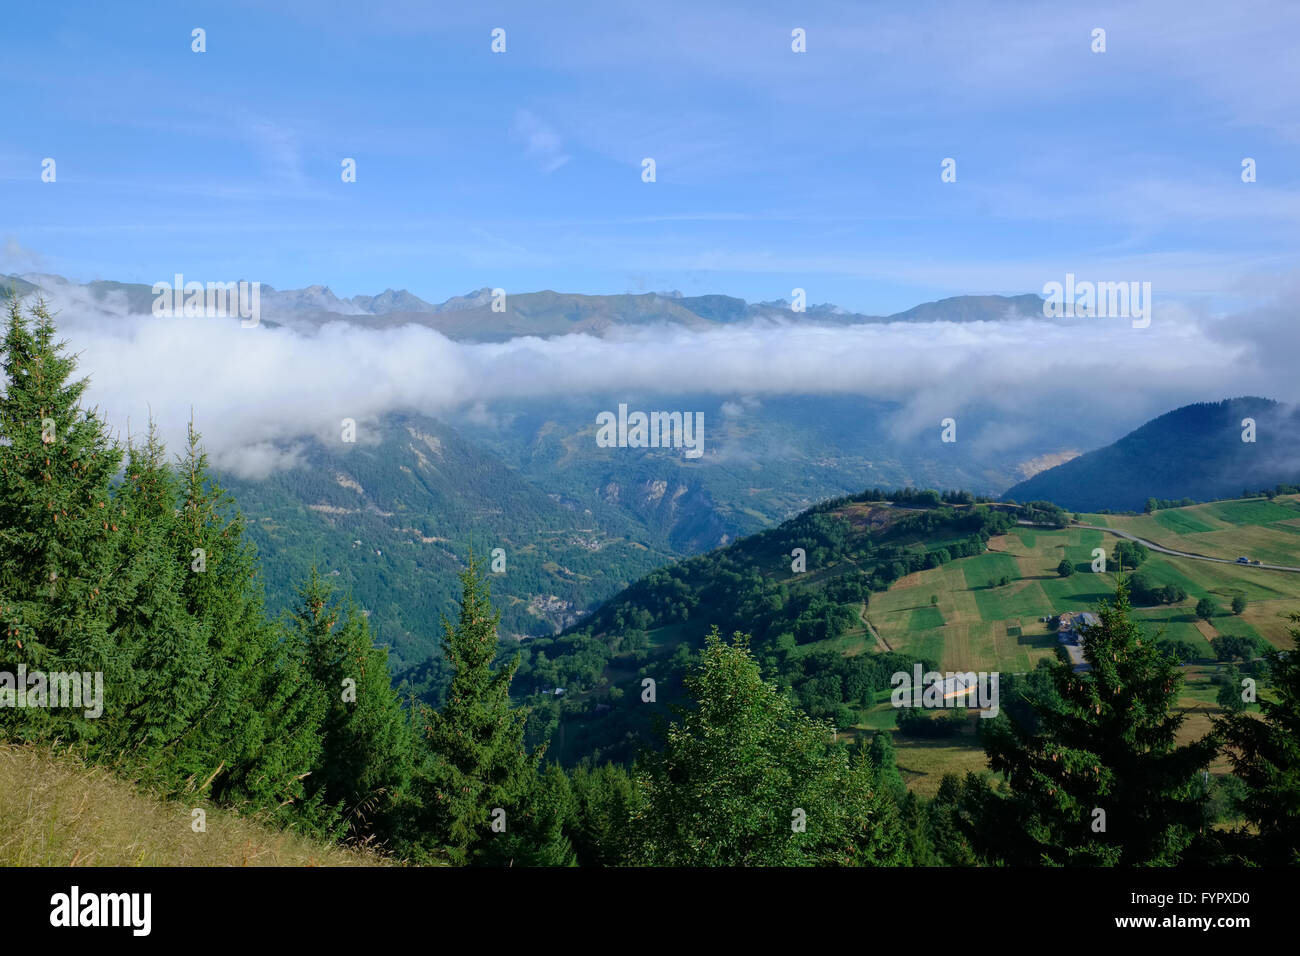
xmin=16 ymin=280 xmax=1288 ymax=479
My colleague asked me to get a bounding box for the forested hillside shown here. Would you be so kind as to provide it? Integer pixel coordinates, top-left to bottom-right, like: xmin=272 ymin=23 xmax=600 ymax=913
xmin=221 ymin=411 xmax=672 ymax=667
xmin=1004 ymin=398 xmax=1300 ymax=511
xmin=515 ymin=491 xmax=1059 ymax=763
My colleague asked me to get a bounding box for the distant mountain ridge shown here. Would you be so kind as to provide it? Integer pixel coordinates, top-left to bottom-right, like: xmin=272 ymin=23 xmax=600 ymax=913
xmin=1002 ymin=397 xmax=1300 ymax=512
xmin=2 ymin=272 xmax=1046 ymax=341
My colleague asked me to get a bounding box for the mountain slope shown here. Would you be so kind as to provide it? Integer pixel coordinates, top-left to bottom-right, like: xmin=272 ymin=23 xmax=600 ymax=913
xmin=513 ymin=492 xmax=1025 ymax=763
xmin=886 ymin=293 xmax=1044 ymax=323
xmin=221 ymin=412 xmax=675 ymax=670
xmin=1003 ymin=398 xmax=1300 ymax=512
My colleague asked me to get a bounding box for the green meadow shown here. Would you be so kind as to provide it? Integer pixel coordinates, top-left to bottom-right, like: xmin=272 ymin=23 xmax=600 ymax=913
xmin=869 ymin=500 xmax=1300 ymax=678
xmin=874 ymin=498 xmax=1299 ymax=794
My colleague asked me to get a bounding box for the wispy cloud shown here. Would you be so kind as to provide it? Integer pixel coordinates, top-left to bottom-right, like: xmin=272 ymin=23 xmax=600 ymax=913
xmin=1 ymin=237 xmax=45 ymax=273
xmin=514 ymin=110 xmax=571 ymax=174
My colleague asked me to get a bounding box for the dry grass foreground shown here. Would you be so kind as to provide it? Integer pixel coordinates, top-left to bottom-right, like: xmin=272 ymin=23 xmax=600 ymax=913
xmin=0 ymin=742 xmax=391 ymax=867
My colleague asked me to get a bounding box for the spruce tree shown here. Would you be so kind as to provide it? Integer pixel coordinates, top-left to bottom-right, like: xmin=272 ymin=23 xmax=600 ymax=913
xmin=166 ymin=423 xmax=327 ymax=829
xmin=290 ymin=567 xmax=412 ymax=841
xmin=928 ymin=771 xmax=1000 ymax=866
xmin=899 ymin=790 xmax=937 ymax=865
xmin=479 ymin=762 xmax=578 ymax=867
xmin=417 ymin=554 xmax=540 ymax=864
xmin=100 ymin=424 xmax=210 ymax=775
xmin=567 ymin=762 xmax=641 ymax=866
xmin=0 ymin=298 xmax=123 ymax=744
xmin=867 ymin=729 xmax=906 ymax=802
xmin=1215 ymin=617 xmax=1300 ymax=865
xmin=980 ymin=578 xmax=1218 ymax=864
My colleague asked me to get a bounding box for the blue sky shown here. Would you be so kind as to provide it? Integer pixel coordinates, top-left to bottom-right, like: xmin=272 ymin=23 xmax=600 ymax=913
xmin=3 ymin=0 xmax=1298 ymax=314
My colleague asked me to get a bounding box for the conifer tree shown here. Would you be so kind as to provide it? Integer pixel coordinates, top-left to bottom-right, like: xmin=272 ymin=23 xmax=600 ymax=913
xmin=927 ymin=771 xmax=992 ymax=866
xmin=100 ymin=424 xmax=210 ymax=774
xmin=629 ymin=627 xmax=907 ymax=866
xmin=478 ymin=762 xmax=578 ymax=867
xmin=899 ymin=790 xmax=937 ymax=865
xmin=1216 ymin=617 xmax=1300 ymax=865
xmin=0 ymin=298 xmax=123 ymax=744
xmin=980 ymin=578 xmax=1218 ymax=864
xmin=166 ymin=423 xmax=327 ymax=829
xmin=867 ymin=729 xmax=906 ymax=802
xmin=417 ymin=554 xmax=540 ymax=864
xmin=290 ymin=567 xmax=412 ymax=841
xmin=567 ymin=762 xmax=641 ymax=866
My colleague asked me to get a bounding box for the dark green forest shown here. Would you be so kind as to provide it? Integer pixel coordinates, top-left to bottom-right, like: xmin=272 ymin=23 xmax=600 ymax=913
xmin=1004 ymin=397 xmax=1300 ymax=512
xmin=2 ymin=300 xmax=1296 ymax=866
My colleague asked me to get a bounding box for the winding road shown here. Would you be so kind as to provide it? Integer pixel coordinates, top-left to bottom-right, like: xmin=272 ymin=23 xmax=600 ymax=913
xmin=1017 ymin=520 xmax=1300 ymax=574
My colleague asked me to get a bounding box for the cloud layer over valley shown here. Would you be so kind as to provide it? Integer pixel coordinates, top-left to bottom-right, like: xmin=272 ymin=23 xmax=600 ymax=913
xmin=11 ymin=275 xmax=1291 ymax=481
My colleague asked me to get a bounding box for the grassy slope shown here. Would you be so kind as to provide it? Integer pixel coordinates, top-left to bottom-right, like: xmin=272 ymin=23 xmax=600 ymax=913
xmin=1098 ymin=495 xmax=1300 ymax=568
xmin=855 ymin=497 xmax=1298 ymax=796
xmin=0 ymin=743 xmax=391 ymax=867
xmin=871 ymin=503 xmax=1300 ymax=672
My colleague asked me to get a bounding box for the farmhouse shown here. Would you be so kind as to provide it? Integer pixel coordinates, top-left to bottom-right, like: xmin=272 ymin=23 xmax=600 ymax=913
xmin=1056 ymin=611 xmax=1098 ymax=640
xmin=1055 ymin=611 xmax=1098 ymax=672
